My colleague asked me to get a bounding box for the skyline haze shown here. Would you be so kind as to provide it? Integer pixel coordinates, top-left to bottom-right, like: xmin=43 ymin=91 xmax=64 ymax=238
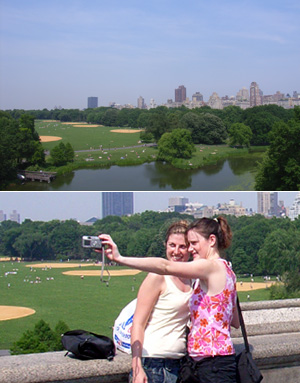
xmin=0 ymin=191 xmax=298 ymax=223
xmin=1 ymin=0 xmax=299 ymax=110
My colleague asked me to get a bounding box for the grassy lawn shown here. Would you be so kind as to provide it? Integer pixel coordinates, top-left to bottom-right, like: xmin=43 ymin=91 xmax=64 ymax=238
xmin=36 ymin=120 xmax=144 ymax=151
xmin=0 ymin=261 xmax=145 ymax=349
xmin=35 ymin=120 xmax=266 ymax=172
xmin=0 ymin=261 xmax=273 ymax=350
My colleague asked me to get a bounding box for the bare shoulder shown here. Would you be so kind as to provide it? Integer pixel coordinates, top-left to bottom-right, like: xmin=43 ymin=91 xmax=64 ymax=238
xmin=140 ymin=272 xmax=165 ymax=290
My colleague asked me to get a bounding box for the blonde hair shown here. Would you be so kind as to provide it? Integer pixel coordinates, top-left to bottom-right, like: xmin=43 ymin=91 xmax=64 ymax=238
xmin=165 ymin=220 xmax=189 ymax=245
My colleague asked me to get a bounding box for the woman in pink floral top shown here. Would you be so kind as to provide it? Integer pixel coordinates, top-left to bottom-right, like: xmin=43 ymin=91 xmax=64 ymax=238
xmin=100 ymin=216 xmax=240 ymax=383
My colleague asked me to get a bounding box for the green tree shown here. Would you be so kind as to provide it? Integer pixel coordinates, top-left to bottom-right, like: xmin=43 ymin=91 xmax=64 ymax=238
xmin=50 ymin=142 xmax=75 ymax=166
xmin=157 ymin=129 xmax=195 ymax=162
xmin=65 ymin=142 xmax=75 ymax=163
xmin=146 ymin=109 xmax=169 ymax=141
xmin=11 ymin=319 xmax=68 ymax=355
xmin=228 ymin=123 xmax=253 ymax=147
xmin=181 ymin=113 xmax=227 ymax=144
xmin=49 ymin=220 xmax=82 ymax=259
xmin=13 ymin=231 xmax=51 ymax=260
xmin=0 ymin=114 xmax=19 ymax=184
xmin=258 ymin=228 xmax=299 ymax=275
xmin=255 ymin=109 xmax=300 ymax=190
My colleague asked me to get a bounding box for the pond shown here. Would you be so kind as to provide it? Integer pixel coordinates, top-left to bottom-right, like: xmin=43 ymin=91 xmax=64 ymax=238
xmin=6 ymin=154 xmax=261 ymax=191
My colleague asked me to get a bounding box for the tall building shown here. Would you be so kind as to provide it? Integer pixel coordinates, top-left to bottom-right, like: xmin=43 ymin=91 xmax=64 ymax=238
xmin=250 ymin=82 xmax=262 ymax=107
xmin=289 ymin=193 xmax=300 ymax=220
xmin=192 ymin=92 xmax=203 ymax=102
xmin=257 ymin=192 xmax=279 ymax=217
xmin=9 ymin=210 xmax=20 ymax=223
xmin=102 ymin=192 xmax=134 ymax=218
xmin=168 ymin=196 xmax=189 ymax=212
xmin=236 ymin=87 xmax=249 ymax=101
xmin=175 ymin=85 xmax=186 ymax=103
xmin=0 ymin=210 xmax=7 ymax=222
xmin=137 ymin=96 xmax=145 ymax=109
xmin=87 ymin=97 xmax=98 ymax=109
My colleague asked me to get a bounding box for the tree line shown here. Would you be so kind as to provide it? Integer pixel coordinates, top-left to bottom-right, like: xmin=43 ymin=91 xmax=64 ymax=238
xmin=0 ymin=112 xmax=75 ymax=186
xmin=2 ymin=105 xmax=299 ymax=189
xmin=1 ymin=211 xmax=300 ymax=279
xmin=3 ymin=104 xmax=294 ymax=146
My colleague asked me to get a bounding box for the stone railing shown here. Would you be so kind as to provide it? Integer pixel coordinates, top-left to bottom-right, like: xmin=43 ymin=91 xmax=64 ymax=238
xmin=1 ymin=298 xmax=300 ymax=383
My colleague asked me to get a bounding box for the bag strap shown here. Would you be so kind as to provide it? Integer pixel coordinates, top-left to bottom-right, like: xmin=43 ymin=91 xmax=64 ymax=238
xmin=236 ymin=296 xmax=250 ymax=353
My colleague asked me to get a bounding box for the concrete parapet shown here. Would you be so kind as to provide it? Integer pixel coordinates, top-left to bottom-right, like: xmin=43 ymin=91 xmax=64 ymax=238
xmin=1 ymin=299 xmax=300 ymax=383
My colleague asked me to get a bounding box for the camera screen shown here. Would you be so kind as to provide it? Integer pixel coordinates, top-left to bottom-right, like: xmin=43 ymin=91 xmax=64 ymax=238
xmin=83 ymin=239 xmax=91 ymax=246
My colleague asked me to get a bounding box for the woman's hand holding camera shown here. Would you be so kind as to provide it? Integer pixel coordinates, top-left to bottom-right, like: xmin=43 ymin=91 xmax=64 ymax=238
xmin=98 ymin=234 xmax=122 ymax=263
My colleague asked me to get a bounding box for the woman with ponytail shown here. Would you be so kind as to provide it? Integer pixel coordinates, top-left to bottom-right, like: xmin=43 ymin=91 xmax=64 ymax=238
xmin=100 ymin=216 xmax=239 ymax=383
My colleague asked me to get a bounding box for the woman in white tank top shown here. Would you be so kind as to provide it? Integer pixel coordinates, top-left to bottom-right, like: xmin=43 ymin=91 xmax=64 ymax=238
xmin=129 ymin=221 xmax=192 ymax=383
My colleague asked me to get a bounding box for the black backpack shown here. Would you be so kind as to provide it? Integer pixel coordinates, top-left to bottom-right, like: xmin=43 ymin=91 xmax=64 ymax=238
xmin=61 ymin=330 xmax=115 ymax=361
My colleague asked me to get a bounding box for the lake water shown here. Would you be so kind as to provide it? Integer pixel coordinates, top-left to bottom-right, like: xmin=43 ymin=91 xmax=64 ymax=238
xmin=7 ymin=154 xmax=261 ymax=191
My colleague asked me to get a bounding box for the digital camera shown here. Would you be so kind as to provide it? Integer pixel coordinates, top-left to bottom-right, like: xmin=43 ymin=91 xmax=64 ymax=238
xmin=82 ymin=236 xmax=102 ymax=249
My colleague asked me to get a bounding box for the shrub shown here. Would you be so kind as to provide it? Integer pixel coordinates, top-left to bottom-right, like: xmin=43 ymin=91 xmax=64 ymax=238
xmin=10 ymin=319 xmax=70 ymax=355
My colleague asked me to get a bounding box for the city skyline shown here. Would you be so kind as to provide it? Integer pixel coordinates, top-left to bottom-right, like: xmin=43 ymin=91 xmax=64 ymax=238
xmin=0 ymin=192 xmax=298 ymax=223
xmin=1 ymin=0 xmax=299 ymax=110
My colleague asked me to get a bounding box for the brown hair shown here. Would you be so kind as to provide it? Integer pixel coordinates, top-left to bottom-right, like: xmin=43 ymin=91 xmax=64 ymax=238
xmin=187 ymin=216 xmax=232 ymax=250
xmin=165 ymin=220 xmax=189 ymax=245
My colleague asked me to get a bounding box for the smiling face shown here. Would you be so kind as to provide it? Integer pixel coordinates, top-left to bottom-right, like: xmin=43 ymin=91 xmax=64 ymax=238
xmin=166 ymin=233 xmax=190 ymax=263
xmin=187 ymin=229 xmax=215 ymax=260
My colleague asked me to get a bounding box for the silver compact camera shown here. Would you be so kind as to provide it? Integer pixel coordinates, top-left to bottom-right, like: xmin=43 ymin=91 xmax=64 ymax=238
xmin=82 ymin=236 xmax=102 ymax=249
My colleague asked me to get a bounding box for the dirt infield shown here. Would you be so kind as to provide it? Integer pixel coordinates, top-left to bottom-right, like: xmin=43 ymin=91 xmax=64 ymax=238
xmin=63 ymin=269 xmax=141 ymax=276
xmin=236 ymin=281 xmax=276 ymax=291
xmin=110 ymin=129 xmax=144 ymax=133
xmin=39 ymin=136 xmax=62 ymax=142
xmin=74 ymin=124 xmax=102 ymax=127
xmin=26 ymin=263 xmax=98 ymax=269
xmin=0 ymin=306 xmax=36 ymax=321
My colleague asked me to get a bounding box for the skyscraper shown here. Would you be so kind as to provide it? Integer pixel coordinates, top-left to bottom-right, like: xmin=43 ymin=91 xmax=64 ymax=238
xmin=102 ymin=192 xmax=134 ymax=218
xmin=257 ymin=192 xmax=279 ymax=217
xmin=87 ymin=97 xmax=98 ymax=108
xmin=175 ymin=85 xmax=186 ymax=103
xmin=289 ymin=192 xmax=300 ymax=220
xmin=9 ymin=210 xmax=20 ymax=223
xmin=250 ymin=82 xmax=262 ymax=107
xmin=137 ymin=96 xmax=145 ymax=109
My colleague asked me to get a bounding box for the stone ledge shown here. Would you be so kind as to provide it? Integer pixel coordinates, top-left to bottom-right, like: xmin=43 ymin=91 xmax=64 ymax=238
xmin=1 ymin=332 xmax=300 ymax=383
xmin=1 ymin=299 xmax=300 ymax=383
xmin=232 ymin=298 xmax=300 ymax=337
xmin=0 ymin=351 xmax=131 ymax=383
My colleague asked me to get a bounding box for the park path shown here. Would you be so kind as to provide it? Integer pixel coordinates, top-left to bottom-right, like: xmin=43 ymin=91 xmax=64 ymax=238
xmin=74 ymin=143 xmax=157 ymax=153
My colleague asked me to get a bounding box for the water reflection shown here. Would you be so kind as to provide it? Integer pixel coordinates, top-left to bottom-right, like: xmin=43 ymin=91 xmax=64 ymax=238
xmin=4 ymin=154 xmax=260 ymax=191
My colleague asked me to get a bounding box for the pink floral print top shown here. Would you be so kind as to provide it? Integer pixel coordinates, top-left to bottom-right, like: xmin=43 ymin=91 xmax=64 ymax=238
xmin=188 ymin=259 xmax=237 ymax=359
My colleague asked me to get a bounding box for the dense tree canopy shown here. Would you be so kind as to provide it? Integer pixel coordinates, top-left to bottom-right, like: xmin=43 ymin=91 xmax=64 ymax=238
xmin=255 ymin=107 xmax=300 ymax=190
xmin=50 ymin=142 xmax=75 ymax=166
xmin=157 ymin=129 xmax=196 ymax=162
xmin=0 ymin=112 xmax=45 ymax=186
xmin=228 ymin=123 xmax=253 ymax=147
xmin=1 ymin=212 xmax=300 ymax=284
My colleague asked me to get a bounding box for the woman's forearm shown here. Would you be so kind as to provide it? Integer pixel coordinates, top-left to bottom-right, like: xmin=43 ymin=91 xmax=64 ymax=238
xmin=115 ymin=255 xmax=170 ymax=275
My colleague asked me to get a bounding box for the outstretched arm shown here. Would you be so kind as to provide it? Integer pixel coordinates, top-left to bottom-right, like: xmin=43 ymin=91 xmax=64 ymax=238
xmin=99 ymin=234 xmax=212 ymax=280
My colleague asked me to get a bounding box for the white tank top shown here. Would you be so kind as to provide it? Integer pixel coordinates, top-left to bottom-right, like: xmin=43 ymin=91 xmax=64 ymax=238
xmin=142 ymin=275 xmax=192 ymax=358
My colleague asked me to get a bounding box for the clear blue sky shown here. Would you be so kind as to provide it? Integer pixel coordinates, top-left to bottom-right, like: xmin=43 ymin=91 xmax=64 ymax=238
xmin=0 ymin=0 xmax=299 ymax=110
xmin=0 ymin=192 xmax=298 ymax=222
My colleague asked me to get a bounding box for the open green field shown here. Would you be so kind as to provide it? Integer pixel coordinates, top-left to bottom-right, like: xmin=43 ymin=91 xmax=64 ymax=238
xmin=0 ymin=260 xmax=273 ymax=350
xmin=35 ymin=120 xmax=144 ymax=151
xmin=35 ymin=120 xmax=265 ymax=172
xmin=0 ymin=261 xmax=146 ymax=349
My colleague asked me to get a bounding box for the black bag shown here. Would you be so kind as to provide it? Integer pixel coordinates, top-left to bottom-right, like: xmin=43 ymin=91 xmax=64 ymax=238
xmin=176 ymin=355 xmax=198 ymax=383
xmin=61 ymin=329 xmax=115 ymax=361
xmin=236 ymin=299 xmax=263 ymax=383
